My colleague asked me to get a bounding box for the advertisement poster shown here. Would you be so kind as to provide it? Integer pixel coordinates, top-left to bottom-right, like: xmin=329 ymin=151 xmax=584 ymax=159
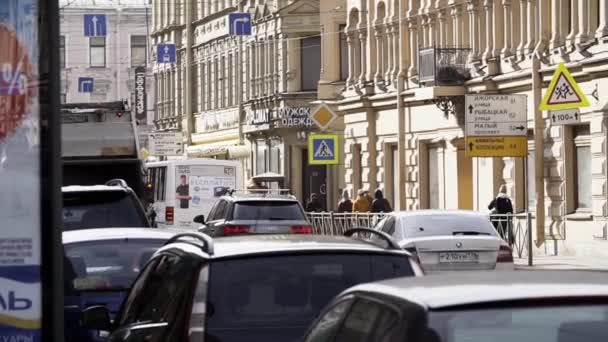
xmin=175 ymin=165 xmax=237 ymax=214
xmin=0 ymin=1 xmax=41 ymax=341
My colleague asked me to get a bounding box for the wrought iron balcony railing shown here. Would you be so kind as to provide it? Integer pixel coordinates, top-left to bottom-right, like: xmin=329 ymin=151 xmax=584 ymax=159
xmin=418 ymin=46 xmax=472 ymax=86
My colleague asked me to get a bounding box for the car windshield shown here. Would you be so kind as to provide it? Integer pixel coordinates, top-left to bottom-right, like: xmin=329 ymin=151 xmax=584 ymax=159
xmin=400 ymin=215 xmax=497 ymax=238
xmin=63 ymin=191 xmax=146 ymax=230
xmin=429 ymin=304 xmax=608 ymax=342
xmin=64 ymin=239 xmax=163 ymax=292
xmin=205 ymin=253 xmax=414 ymax=342
xmin=233 ymin=201 xmax=305 ymax=221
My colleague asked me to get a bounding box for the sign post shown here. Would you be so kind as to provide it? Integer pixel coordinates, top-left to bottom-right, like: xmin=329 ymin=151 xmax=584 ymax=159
xmin=465 ymin=95 xmax=528 ymax=158
xmin=148 ymin=132 xmax=184 ymax=156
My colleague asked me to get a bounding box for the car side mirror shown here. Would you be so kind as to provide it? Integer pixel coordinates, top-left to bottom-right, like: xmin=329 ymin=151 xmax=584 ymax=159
xmin=193 ymin=215 xmax=205 ymax=224
xmin=81 ymin=305 xmax=112 ymax=331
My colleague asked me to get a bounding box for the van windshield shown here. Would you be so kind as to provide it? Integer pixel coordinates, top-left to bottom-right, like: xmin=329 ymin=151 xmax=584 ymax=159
xmin=205 ymin=253 xmax=414 ymax=342
xmin=63 ymin=191 xmax=147 ymax=230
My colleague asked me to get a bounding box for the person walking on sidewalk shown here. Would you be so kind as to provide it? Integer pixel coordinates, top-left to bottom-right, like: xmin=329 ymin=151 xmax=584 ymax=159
xmin=337 ymin=189 xmax=353 ymax=213
xmin=353 ymin=189 xmax=371 ymax=213
xmin=306 ymin=193 xmax=324 ymax=212
xmin=488 ymin=184 xmax=514 ymax=245
xmin=371 ymin=189 xmax=393 ymax=213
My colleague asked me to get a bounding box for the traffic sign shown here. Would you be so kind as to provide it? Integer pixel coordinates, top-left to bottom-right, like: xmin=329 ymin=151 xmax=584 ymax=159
xmin=466 ymin=136 xmax=528 ymax=157
xmin=310 ymin=103 xmax=338 ymax=131
xmin=78 ymin=77 xmax=94 ymax=93
xmin=308 ymin=134 xmax=339 ymax=165
xmin=156 ymin=43 xmax=176 ymax=64
xmin=148 ymin=132 xmax=183 ymax=156
xmin=84 ymin=14 xmax=107 ymax=37
xmin=550 ymin=108 xmax=581 ymax=125
xmin=465 ymin=94 xmax=528 ymax=157
xmin=539 ymin=63 xmax=590 ymax=111
xmin=229 ymin=13 xmax=252 ymax=36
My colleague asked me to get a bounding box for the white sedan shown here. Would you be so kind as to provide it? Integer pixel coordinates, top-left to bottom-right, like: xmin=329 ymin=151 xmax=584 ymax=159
xmin=373 ymin=210 xmax=514 ymax=272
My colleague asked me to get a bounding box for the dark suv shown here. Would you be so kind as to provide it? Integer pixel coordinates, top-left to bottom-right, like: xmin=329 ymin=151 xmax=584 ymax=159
xmin=81 ymin=229 xmax=422 ymax=342
xmin=197 ymin=191 xmax=311 ymax=236
xmin=62 ymin=180 xmax=150 ymax=230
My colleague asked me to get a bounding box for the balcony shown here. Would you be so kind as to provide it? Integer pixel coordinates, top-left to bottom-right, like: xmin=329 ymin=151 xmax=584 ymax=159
xmin=418 ymin=46 xmax=471 ymax=86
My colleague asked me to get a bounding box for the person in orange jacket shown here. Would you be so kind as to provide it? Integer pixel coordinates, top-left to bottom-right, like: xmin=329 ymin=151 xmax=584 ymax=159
xmin=353 ymin=189 xmax=371 ymax=212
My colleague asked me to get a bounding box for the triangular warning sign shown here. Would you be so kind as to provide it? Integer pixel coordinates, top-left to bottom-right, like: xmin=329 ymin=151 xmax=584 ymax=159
xmin=539 ymin=63 xmax=590 ymax=111
xmin=314 ymin=140 xmax=334 ymax=158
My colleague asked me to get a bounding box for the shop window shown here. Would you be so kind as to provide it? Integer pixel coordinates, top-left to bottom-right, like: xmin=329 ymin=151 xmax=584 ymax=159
xmin=256 ymin=142 xmax=268 ymax=175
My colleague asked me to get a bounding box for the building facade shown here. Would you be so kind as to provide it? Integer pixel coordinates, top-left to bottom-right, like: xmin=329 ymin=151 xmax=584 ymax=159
xmin=337 ymin=0 xmax=608 ymax=257
xmin=152 ymin=0 xmax=347 ymax=208
xmin=59 ymin=0 xmax=155 ymax=127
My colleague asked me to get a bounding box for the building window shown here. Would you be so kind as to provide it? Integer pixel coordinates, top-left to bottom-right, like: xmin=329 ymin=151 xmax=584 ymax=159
xmin=573 ymin=125 xmax=592 ymax=210
xmin=60 ymin=36 xmax=65 ymax=69
xmin=256 ymin=141 xmax=268 ymax=174
xmin=428 ymin=146 xmax=440 ymax=209
xmin=300 ymin=36 xmax=321 ymax=91
xmin=220 ymin=56 xmax=226 ymax=108
xmin=339 ymin=24 xmax=348 ymax=81
xmin=89 ymin=37 xmax=106 ymax=68
xmin=228 ymin=53 xmax=233 ymax=107
xmin=131 ymin=35 xmax=147 ymax=67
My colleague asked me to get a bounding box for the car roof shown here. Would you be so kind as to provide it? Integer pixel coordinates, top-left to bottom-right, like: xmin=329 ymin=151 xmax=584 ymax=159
xmin=62 ymin=185 xmax=130 ymax=193
xmin=222 ymin=195 xmax=299 ymax=202
xmin=345 ymin=271 xmax=608 ymax=309
xmin=392 ymin=209 xmax=490 ymax=218
xmin=62 ymin=228 xmax=184 ymax=244
xmin=158 ymin=234 xmax=410 ymax=259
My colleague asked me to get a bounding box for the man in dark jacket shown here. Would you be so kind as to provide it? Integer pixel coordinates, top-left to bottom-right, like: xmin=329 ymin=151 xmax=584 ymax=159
xmin=371 ymin=189 xmax=392 ymax=213
xmin=488 ymin=185 xmax=514 ymax=245
xmin=306 ymin=193 xmax=324 ymax=212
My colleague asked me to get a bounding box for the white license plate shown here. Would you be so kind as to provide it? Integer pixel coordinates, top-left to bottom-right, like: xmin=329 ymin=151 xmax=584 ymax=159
xmin=439 ymin=252 xmax=480 ymax=263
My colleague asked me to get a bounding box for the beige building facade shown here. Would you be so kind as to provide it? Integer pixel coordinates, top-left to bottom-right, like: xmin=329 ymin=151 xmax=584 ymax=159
xmin=336 ymin=0 xmax=608 ymax=257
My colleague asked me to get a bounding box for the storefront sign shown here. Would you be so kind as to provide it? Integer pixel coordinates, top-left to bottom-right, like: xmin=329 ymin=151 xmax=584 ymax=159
xmin=134 ymin=66 xmax=146 ymax=123
xmin=243 ymin=108 xmax=271 ymax=133
xmin=0 ymin=1 xmax=42 ymax=340
xmin=276 ymin=107 xmax=314 ymax=128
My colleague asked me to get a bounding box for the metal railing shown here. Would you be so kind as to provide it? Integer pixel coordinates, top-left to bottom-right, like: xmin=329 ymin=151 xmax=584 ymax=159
xmin=306 ymin=211 xmax=533 ymax=266
xmin=418 ymin=46 xmax=471 ymax=86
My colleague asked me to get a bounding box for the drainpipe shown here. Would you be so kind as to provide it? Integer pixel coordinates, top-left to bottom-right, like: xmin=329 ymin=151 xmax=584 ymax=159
xmin=184 ymin=0 xmax=193 ymax=145
xmin=532 ymin=54 xmax=545 ymax=247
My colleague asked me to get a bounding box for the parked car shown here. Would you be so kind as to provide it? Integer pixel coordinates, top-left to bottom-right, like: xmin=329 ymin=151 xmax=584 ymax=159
xmin=196 ymin=189 xmax=311 ymax=236
xmin=373 ymin=210 xmax=514 ymax=272
xmin=303 ymin=270 xmax=608 ymax=342
xmin=80 ymin=229 xmax=422 ymax=342
xmin=63 ymin=228 xmax=182 ymax=342
xmin=62 ymin=180 xmax=150 ymax=230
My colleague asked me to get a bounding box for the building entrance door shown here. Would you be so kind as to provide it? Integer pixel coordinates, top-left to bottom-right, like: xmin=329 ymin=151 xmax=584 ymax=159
xmin=302 ymin=149 xmax=327 ymax=211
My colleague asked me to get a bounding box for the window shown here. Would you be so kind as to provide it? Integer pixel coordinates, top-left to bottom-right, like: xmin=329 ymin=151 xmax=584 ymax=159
xmin=191 ymin=63 xmax=199 ymax=112
xmin=256 ymin=141 xmax=267 ymax=174
xmin=89 ymin=37 xmax=106 ymax=67
xmin=131 ymin=35 xmax=147 ymax=67
xmin=62 ymin=191 xmax=148 ymax=230
xmin=305 ymin=299 xmax=354 ymax=342
xmin=228 ymin=53 xmax=234 ymax=107
xmin=270 ymin=140 xmax=281 ymax=174
xmin=220 ymin=56 xmax=226 ymax=108
xmin=205 ymin=254 xmax=413 ymax=342
xmin=339 ymin=24 xmax=348 ymax=81
xmin=574 ymin=125 xmax=591 ymax=210
xmin=232 ymin=201 xmax=306 ymax=221
xmin=428 ymin=145 xmax=441 ymax=209
xmin=151 ymin=167 xmax=167 ymax=201
xmin=211 ymin=200 xmax=227 ymax=221
xmin=301 ymin=36 xmax=321 ymax=90
xmin=60 ymin=36 xmax=65 ymax=68
xmin=335 ymin=299 xmax=399 ymax=342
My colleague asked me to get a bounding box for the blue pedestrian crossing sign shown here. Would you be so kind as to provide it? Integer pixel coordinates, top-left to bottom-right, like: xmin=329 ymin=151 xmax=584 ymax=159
xmin=78 ymin=77 xmax=94 ymax=93
xmin=156 ymin=43 xmax=176 ymax=64
xmin=84 ymin=14 xmax=107 ymax=37
xmin=229 ymin=13 xmax=252 ymax=36
xmin=309 ymin=134 xmax=339 ymax=165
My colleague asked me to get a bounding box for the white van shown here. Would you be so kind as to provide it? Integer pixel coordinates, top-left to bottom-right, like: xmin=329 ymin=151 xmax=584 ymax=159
xmin=146 ymin=159 xmax=243 ymax=229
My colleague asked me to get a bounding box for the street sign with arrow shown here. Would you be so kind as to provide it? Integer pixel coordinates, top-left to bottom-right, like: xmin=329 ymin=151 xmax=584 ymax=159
xmin=465 ymin=94 xmax=528 ymax=158
xmin=550 ymin=108 xmax=580 ymax=125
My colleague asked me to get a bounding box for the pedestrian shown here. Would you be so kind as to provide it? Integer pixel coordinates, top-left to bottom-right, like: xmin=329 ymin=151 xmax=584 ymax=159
xmin=306 ymin=193 xmax=324 ymax=212
xmin=371 ymin=188 xmax=393 ymax=213
xmin=488 ymin=184 xmax=514 ymax=245
xmin=337 ymin=189 xmax=353 ymax=213
xmin=353 ymin=189 xmax=371 ymax=212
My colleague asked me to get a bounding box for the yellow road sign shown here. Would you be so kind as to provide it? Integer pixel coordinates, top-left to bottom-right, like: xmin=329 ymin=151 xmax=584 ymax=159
xmin=539 ymin=63 xmax=590 ymax=111
xmin=310 ymin=103 xmax=338 ymax=131
xmin=308 ymin=134 xmax=339 ymax=165
xmin=466 ymin=136 xmax=528 ymax=157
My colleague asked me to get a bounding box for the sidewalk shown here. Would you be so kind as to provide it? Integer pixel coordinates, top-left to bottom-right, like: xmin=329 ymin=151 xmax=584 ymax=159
xmin=516 ymin=255 xmax=608 ymax=271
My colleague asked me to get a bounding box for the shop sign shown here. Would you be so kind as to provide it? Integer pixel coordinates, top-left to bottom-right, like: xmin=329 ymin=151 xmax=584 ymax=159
xmin=275 ymin=107 xmax=314 ymax=128
xmin=134 ymin=66 xmax=146 ymax=123
xmin=243 ymin=108 xmax=271 ymax=133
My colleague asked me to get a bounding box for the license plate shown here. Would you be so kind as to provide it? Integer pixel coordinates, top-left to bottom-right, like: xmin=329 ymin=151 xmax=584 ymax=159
xmin=439 ymin=252 xmax=480 ymax=263
xmin=61 ymin=114 xmax=88 ymax=124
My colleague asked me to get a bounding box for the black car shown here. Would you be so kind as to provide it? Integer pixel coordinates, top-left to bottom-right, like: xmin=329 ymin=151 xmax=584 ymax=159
xmin=303 ymin=271 xmax=608 ymax=342
xmin=81 ymin=229 xmax=422 ymax=342
xmin=62 ymin=179 xmax=150 ymax=230
xmin=196 ymin=191 xmax=311 ymax=236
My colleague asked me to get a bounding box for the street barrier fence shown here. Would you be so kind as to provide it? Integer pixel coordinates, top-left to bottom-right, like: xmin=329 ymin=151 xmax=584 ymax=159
xmin=306 ymin=211 xmax=533 ymax=266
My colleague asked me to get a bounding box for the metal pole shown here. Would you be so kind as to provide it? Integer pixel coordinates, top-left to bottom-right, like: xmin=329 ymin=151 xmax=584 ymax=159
xmin=184 ymin=0 xmax=193 ymax=145
xmin=527 ymin=211 xmax=533 ymax=266
xmin=42 ymin=0 xmax=64 ymax=340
